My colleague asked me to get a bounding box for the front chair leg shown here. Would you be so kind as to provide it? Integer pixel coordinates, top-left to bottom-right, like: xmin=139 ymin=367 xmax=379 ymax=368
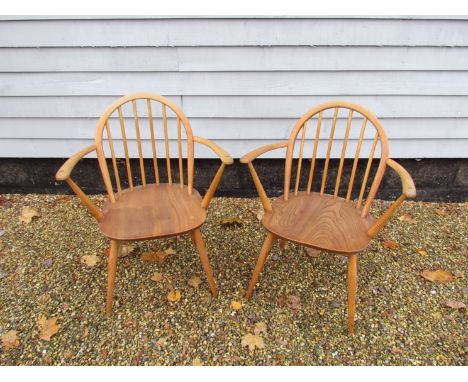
xmin=191 ymin=228 xmax=218 ymax=297
xmin=245 ymin=232 xmax=277 ymax=300
xmin=347 ymin=253 xmax=358 ymax=334
xmin=106 ymin=239 xmax=121 ymax=317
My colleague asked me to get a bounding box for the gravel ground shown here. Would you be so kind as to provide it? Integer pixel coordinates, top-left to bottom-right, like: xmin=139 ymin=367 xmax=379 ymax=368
xmin=0 ymin=194 xmax=466 ymax=365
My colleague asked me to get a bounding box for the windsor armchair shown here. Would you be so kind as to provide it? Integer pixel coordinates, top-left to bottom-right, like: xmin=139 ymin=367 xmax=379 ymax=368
xmin=55 ymin=92 xmax=233 ymax=316
xmin=241 ymin=101 xmax=416 ymax=334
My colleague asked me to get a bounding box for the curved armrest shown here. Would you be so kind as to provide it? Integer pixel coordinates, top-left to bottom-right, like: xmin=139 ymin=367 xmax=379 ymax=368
xmin=56 ymin=144 xmax=97 ymax=181
xmin=193 ymin=136 xmax=233 ymax=165
xmin=368 ymin=159 xmax=416 ymax=238
xmin=240 ymin=141 xmax=288 ymax=164
xmin=386 ymin=159 xmax=416 ymax=199
xmin=55 ymin=144 xmax=103 ymax=221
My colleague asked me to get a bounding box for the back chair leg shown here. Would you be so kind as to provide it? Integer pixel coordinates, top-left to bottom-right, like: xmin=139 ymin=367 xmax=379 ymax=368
xmin=347 ymin=253 xmax=358 ymax=335
xmin=279 ymin=239 xmax=287 ymax=252
xmin=191 ymin=228 xmax=218 ymax=297
xmin=106 ymin=239 xmax=121 ymax=317
xmin=245 ymin=232 xmax=277 ymax=300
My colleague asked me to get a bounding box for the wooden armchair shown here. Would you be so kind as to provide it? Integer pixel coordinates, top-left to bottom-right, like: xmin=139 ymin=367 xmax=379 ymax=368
xmin=241 ymin=101 xmax=416 ymax=334
xmin=56 ymin=92 xmax=233 ymax=316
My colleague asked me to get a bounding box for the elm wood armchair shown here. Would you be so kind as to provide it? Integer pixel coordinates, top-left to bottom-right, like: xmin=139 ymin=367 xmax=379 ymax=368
xmin=241 ymin=101 xmax=416 ymax=334
xmin=55 ymin=92 xmax=233 ymax=316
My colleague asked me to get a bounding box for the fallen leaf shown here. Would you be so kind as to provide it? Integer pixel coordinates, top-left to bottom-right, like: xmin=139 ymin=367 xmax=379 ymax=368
xmin=434 ymin=208 xmax=447 ymax=216
xmin=43 ymin=258 xmax=53 ymax=268
xmin=188 ymin=276 xmax=202 ymax=289
xmin=383 ymin=240 xmax=399 ymax=250
xmin=164 ymin=247 xmax=176 ymax=255
xmin=305 ymin=247 xmax=321 ymax=258
xmin=416 ymin=248 xmax=428 ymax=256
xmin=445 ymin=300 xmax=466 ymax=309
xmin=256 ymin=209 xmax=264 ymax=222
xmin=391 ymin=347 xmax=404 ymax=354
xmin=103 ymin=243 xmax=136 ymax=258
xmin=141 ymin=251 xmax=169 ymax=264
xmin=1 ymin=330 xmax=20 ymax=351
xmin=192 ymin=357 xmax=204 ymax=366
xmin=421 ymin=269 xmax=455 ymax=283
xmin=19 ymin=207 xmax=39 ymax=223
xmin=81 ymin=255 xmax=99 ymax=267
xmin=241 ymin=333 xmax=265 ymax=351
xmin=167 ymin=290 xmax=181 ymax=303
xmin=220 ymin=217 xmax=243 ymax=227
xmin=81 ymin=327 xmax=89 ymax=339
xmin=0 ymin=270 xmax=8 ymax=279
xmin=151 ymin=272 xmax=164 ymax=282
xmin=253 ymin=322 xmax=267 ymax=335
xmin=155 ymin=336 xmax=169 ymax=347
xmin=454 ymin=270 xmax=465 ymax=279
xmin=231 ymin=300 xmax=242 ymax=310
xmin=0 ymin=229 xmax=5 ymax=236
xmin=398 ymin=214 xmax=416 ymax=224
xmin=37 ymin=316 xmax=60 ymax=341
xmin=278 ymin=294 xmax=301 ymax=313
xmin=63 ymin=350 xmax=73 ymax=359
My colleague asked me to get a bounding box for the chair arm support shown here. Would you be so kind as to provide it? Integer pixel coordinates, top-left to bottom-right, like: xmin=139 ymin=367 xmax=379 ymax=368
xmin=367 ymin=159 xmax=416 ymax=238
xmin=193 ymin=136 xmax=234 ymax=165
xmin=240 ymin=141 xmax=288 ymax=164
xmin=55 ymin=144 xmax=97 ymax=181
xmin=55 ymin=144 xmax=103 ymax=221
xmin=240 ymin=141 xmax=288 ymax=212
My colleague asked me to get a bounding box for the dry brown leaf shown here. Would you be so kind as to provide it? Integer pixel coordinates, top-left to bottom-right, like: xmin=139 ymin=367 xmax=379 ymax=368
xmin=305 ymin=247 xmax=321 ymax=258
xmin=241 ymin=334 xmax=265 ymax=351
xmin=256 ymin=208 xmax=264 ymax=222
xmin=192 ymin=357 xmax=204 ymax=366
xmin=167 ymin=290 xmax=181 ymax=303
xmin=141 ymin=251 xmax=169 ymax=264
xmin=383 ymin=240 xmax=399 ymax=250
xmin=253 ymin=322 xmax=267 ymax=335
xmin=81 ymin=254 xmax=99 ymax=267
xmin=188 ymin=276 xmax=202 ymax=289
xmin=81 ymin=327 xmax=89 ymax=339
xmin=220 ymin=217 xmax=243 ymax=227
xmin=19 ymin=207 xmax=39 ymax=224
xmin=421 ymin=269 xmax=455 ymax=283
xmin=164 ymin=247 xmax=176 ymax=255
xmin=37 ymin=316 xmax=60 ymax=341
xmin=398 ymin=214 xmax=417 ymax=224
xmin=1 ymin=330 xmax=20 ymax=351
xmin=278 ymin=294 xmax=301 ymax=313
xmin=156 ymin=336 xmax=169 ymax=347
xmin=445 ymin=300 xmax=466 ymax=309
xmin=151 ymin=272 xmax=164 ymax=282
xmin=416 ymin=248 xmax=428 ymax=256
xmin=391 ymin=347 xmax=404 ymax=354
xmin=231 ymin=300 xmax=242 ymax=310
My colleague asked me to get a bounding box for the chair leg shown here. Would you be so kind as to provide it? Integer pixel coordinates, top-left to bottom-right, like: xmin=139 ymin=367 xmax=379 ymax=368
xmin=347 ymin=253 xmax=358 ymax=335
xmin=191 ymin=228 xmax=217 ymax=297
xmin=106 ymin=239 xmax=121 ymax=317
xmin=245 ymin=232 xmax=277 ymax=300
xmin=279 ymin=239 xmax=287 ymax=252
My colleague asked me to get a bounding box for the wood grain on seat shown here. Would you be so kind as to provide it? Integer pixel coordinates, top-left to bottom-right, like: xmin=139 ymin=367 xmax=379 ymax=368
xmin=100 ymin=184 xmax=206 ymax=241
xmin=262 ymin=192 xmax=374 ymax=254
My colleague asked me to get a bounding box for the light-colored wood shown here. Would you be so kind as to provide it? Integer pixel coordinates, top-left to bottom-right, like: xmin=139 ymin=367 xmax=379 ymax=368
xmin=346 ymin=118 xmax=367 ymax=201
xmin=105 ymin=121 xmax=121 ymax=193
xmin=294 ymin=122 xmax=307 ymax=195
xmin=306 ymin=112 xmax=323 ymax=194
xmin=239 ymin=141 xmax=288 ymax=164
xmin=263 ymin=192 xmax=374 ymax=254
xmin=106 ymin=239 xmax=120 ymax=316
xmin=357 ymin=132 xmax=379 ymax=209
xmin=132 ymin=100 xmax=146 ymax=187
xmin=245 ymin=232 xmax=276 ymax=300
xmin=162 ymin=103 xmax=172 ymax=185
xmin=56 ymin=93 xmax=232 ymax=315
xmin=347 ymin=253 xmax=358 ymax=335
xmin=177 ymin=117 xmax=184 ymax=187
xmin=190 ymin=228 xmax=217 ymax=297
xmin=118 ymin=106 xmax=133 ymax=190
xmin=146 ymin=99 xmax=160 ymax=185
xmin=248 ymin=162 xmax=272 ymax=212
xmin=243 ymin=100 xmax=414 ymax=334
xmin=334 ymin=109 xmax=353 ymax=197
xmin=320 ymin=107 xmax=339 ymax=195
xmin=100 ymin=184 xmax=206 ymax=241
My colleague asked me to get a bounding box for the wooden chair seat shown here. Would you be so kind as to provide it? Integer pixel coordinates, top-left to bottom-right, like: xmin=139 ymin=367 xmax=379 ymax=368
xmin=99 ymin=184 xmax=206 ymax=241
xmin=262 ymin=192 xmax=374 ymax=254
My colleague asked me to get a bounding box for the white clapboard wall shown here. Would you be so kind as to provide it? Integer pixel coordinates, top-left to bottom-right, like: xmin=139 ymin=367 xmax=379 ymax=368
xmin=0 ymin=16 xmax=467 ymax=158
